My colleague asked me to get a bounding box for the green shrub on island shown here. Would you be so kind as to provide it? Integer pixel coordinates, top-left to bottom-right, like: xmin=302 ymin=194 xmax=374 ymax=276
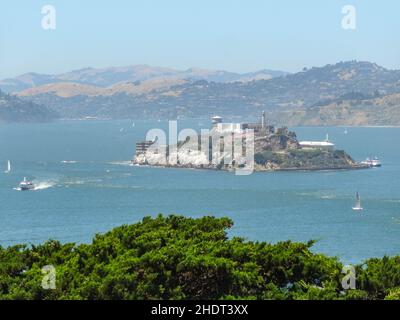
xmin=254 ymin=149 xmax=357 ymax=169
xmin=0 ymin=215 xmax=399 ymax=300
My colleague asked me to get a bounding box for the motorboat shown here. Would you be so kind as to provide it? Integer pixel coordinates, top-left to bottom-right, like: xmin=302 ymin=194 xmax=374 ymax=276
xmin=19 ymin=177 xmax=35 ymax=191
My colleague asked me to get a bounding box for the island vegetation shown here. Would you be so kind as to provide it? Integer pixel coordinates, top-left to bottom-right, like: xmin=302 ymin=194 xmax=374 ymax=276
xmin=0 ymin=215 xmax=399 ymax=300
xmin=254 ymin=148 xmax=359 ymax=171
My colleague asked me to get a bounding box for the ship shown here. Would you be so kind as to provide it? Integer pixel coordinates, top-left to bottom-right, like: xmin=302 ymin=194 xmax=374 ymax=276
xmin=19 ymin=177 xmax=35 ymax=191
xmin=361 ymin=157 xmax=382 ymax=167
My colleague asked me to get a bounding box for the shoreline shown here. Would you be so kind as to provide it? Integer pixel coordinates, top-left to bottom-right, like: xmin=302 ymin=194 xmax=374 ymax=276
xmin=131 ymin=161 xmax=371 ymax=173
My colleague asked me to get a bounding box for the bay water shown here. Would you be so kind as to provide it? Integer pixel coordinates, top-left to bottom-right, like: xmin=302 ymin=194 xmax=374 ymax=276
xmin=0 ymin=120 xmax=399 ymax=263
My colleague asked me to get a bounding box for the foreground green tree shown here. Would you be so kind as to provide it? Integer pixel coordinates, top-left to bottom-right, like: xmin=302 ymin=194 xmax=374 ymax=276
xmin=0 ymin=215 xmax=399 ymax=300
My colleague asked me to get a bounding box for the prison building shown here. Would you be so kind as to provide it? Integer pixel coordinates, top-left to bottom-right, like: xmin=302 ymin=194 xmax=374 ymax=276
xmin=135 ymin=140 xmax=155 ymax=156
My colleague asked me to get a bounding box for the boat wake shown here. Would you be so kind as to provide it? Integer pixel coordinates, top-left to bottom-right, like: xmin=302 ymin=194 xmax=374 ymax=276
xmin=384 ymin=199 xmax=400 ymax=203
xmin=64 ymin=178 xmax=103 ymax=186
xmin=297 ymin=191 xmax=336 ymax=200
xmin=108 ymin=161 xmax=132 ymax=166
xmin=33 ymin=180 xmax=56 ymax=190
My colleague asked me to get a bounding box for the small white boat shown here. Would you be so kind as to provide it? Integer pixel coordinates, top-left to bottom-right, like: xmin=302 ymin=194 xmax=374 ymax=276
xmin=19 ymin=177 xmax=35 ymax=191
xmin=361 ymin=157 xmax=382 ymax=167
xmin=352 ymin=192 xmax=363 ymax=211
xmin=4 ymin=160 xmax=11 ymax=174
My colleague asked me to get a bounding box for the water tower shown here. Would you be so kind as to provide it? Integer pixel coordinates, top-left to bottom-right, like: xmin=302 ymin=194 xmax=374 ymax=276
xmin=211 ymin=116 xmax=223 ymax=128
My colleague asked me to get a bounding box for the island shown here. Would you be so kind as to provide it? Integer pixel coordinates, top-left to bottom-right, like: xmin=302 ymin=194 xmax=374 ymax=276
xmin=133 ymin=112 xmax=369 ymax=172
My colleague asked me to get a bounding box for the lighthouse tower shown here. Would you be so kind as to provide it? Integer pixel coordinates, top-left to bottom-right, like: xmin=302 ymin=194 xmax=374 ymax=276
xmin=261 ymin=111 xmax=266 ymax=130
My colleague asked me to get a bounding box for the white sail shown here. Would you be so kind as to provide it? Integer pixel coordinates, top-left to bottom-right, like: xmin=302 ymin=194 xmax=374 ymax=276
xmin=353 ymin=192 xmax=363 ymax=211
xmin=5 ymin=160 xmax=11 ymax=173
xmin=356 ymin=192 xmax=361 ymax=207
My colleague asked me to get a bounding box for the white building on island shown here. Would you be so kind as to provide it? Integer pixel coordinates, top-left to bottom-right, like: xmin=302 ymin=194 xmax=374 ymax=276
xmin=299 ymin=134 xmax=335 ymax=150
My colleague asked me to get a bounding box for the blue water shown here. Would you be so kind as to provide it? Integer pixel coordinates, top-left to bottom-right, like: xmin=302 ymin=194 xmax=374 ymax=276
xmin=0 ymin=120 xmax=399 ymax=263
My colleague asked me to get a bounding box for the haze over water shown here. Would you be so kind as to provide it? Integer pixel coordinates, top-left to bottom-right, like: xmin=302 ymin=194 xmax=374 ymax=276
xmin=0 ymin=120 xmax=399 ymax=263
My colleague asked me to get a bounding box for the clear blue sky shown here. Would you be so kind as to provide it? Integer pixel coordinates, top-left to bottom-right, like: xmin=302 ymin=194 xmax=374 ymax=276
xmin=0 ymin=0 xmax=399 ymax=78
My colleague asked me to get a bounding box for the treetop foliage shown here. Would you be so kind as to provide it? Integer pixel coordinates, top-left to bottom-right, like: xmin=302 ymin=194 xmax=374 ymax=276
xmin=0 ymin=215 xmax=399 ymax=300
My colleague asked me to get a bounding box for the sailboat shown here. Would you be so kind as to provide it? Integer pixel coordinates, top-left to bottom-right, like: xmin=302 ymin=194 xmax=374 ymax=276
xmin=4 ymin=160 xmax=11 ymax=174
xmin=352 ymin=192 xmax=363 ymax=211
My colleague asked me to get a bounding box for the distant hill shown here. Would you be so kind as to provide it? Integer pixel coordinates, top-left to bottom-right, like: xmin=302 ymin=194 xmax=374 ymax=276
xmin=0 ymin=90 xmax=58 ymax=123
xmin=15 ymin=61 xmax=400 ymax=124
xmin=274 ymin=93 xmax=400 ymax=126
xmin=17 ymin=78 xmax=188 ymax=98
xmin=0 ymin=65 xmax=288 ymax=94
xmin=6 ymin=61 xmax=400 ymax=125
